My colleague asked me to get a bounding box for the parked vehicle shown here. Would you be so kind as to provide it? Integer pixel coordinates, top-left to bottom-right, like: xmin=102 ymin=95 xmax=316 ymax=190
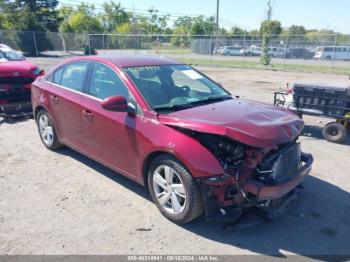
xmin=241 ymin=46 xmax=262 ymax=56
xmin=314 ymin=46 xmax=350 ymax=60
xmin=274 ymin=82 xmax=350 ymax=143
xmin=0 ymin=44 xmax=43 ymax=120
xmin=219 ymin=46 xmax=243 ymax=56
xmin=32 ymin=55 xmax=313 ymax=224
xmin=268 ymin=47 xmax=287 ymax=58
xmin=0 ymin=44 xmax=25 ymax=62
xmin=285 ymin=48 xmax=315 ymax=59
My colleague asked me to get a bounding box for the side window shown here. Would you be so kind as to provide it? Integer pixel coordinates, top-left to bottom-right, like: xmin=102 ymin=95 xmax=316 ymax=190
xmin=87 ymin=63 xmax=129 ymax=99
xmin=61 ymin=61 xmax=89 ymax=91
xmin=53 ymin=67 xmax=64 ymax=84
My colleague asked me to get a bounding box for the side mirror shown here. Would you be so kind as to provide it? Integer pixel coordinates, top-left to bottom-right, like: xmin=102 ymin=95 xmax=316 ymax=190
xmin=101 ymin=95 xmax=127 ymax=112
xmin=39 ymin=69 xmax=45 ymax=76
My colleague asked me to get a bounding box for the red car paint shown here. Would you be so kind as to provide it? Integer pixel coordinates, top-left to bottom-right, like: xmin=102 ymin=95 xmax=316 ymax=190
xmin=31 ymin=55 xmax=313 ymax=221
xmin=0 ymin=60 xmax=39 ymax=77
xmin=158 ymin=98 xmax=304 ymax=149
xmin=0 ymin=59 xmax=42 ymax=117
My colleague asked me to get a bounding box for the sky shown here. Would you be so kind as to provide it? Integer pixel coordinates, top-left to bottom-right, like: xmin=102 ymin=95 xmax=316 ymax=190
xmin=62 ymin=0 xmax=350 ymax=34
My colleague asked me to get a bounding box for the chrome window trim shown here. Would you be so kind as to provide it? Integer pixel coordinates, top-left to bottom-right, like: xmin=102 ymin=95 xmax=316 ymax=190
xmin=44 ymin=80 xmax=102 ymax=102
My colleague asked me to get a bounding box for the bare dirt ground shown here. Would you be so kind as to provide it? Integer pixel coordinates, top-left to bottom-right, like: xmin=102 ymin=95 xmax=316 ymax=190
xmin=0 ymin=58 xmax=350 ymax=257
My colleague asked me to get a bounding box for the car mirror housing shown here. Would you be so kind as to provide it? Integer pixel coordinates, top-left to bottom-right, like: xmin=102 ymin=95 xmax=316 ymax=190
xmin=127 ymin=102 xmax=137 ymax=117
xmin=101 ymin=95 xmax=127 ymax=112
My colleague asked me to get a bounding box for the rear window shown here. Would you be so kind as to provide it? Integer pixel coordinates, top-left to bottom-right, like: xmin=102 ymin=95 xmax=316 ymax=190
xmin=53 ymin=67 xmax=64 ymax=84
xmin=60 ymin=61 xmax=89 ymax=92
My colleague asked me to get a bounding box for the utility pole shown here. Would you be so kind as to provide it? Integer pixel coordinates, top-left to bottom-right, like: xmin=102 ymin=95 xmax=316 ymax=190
xmin=216 ymin=0 xmax=220 ymax=34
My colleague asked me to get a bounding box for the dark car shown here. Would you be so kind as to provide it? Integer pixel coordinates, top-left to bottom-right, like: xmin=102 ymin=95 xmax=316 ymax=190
xmin=31 ymin=55 xmax=313 ymax=224
xmin=286 ymin=48 xmax=315 ymax=59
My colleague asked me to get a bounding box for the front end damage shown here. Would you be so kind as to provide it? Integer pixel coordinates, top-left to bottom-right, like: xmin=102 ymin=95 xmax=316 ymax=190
xmin=192 ymin=133 xmax=313 ymax=227
xmin=0 ymin=77 xmax=34 ymax=119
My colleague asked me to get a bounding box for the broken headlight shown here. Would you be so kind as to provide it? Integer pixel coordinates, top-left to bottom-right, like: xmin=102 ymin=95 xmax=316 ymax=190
xmin=215 ymin=139 xmax=245 ymax=167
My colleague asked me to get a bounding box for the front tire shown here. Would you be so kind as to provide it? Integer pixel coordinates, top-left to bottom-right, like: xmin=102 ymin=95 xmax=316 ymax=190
xmin=322 ymin=122 xmax=347 ymax=143
xmin=148 ymin=155 xmax=203 ymax=224
xmin=36 ymin=110 xmax=63 ymax=150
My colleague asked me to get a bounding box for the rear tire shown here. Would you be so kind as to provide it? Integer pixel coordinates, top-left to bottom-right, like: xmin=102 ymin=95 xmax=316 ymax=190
xmin=322 ymin=122 xmax=347 ymax=143
xmin=36 ymin=110 xmax=63 ymax=150
xmin=147 ymin=154 xmax=204 ymax=224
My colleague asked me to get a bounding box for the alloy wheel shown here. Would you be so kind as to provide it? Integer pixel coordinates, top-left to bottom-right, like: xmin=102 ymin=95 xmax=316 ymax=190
xmin=152 ymin=165 xmax=186 ymax=215
xmin=38 ymin=113 xmax=54 ymax=147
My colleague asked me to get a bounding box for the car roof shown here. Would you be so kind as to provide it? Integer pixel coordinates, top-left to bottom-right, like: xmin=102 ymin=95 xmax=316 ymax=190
xmin=67 ymin=55 xmax=182 ymax=68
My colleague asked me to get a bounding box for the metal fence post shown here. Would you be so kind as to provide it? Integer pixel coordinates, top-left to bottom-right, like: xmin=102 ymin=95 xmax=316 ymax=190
xmin=138 ymin=34 xmax=141 ymax=52
xmin=87 ymin=33 xmax=91 ymax=55
xmin=243 ymin=32 xmax=246 ymax=66
xmin=32 ymin=31 xmax=38 ymax=57
xmin=331 ymin=33 xmax=338 ymax=73
xmin=283 ymin=35 xmax=288 ymax=71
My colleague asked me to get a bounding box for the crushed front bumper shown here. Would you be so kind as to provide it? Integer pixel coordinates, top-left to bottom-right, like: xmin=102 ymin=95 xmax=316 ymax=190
xmin=244 ymin=153 xmax=313 ymax=201
xmin=197 ymin=152 xmax=313 ymax=226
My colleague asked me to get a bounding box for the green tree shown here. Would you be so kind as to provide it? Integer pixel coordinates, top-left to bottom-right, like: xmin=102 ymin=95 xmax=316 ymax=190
xmin=230 ymin=26 xmax=246 ymax=36
xmin=0 ymin=0 xmax=61 ymax=54
xmin=59 ymin=5 xmax=103 ymax=33
xmin=190 ymin=16 xmax=215 ymax=35
xmin=171 ymin=26 xmax=187 ymax=46
xmin=259 ymin=0 xmax=282 ymax=65
xmin=147 ymin=8 xmax=169 ymax=34
xmin=173 ymin=16 xmax=193 ymax=33
xmin=0 ymin=0 xmax=60 ymax=32
xmin=288 ymin=25 xmax=306 ymax=36
xmin=101 ymin=1 xmax=130 ymax=32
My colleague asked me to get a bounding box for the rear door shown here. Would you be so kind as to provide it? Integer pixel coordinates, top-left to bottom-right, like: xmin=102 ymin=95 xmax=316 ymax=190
xmin=81 ymin=62 xmax=140 ymax=177
xmin=48 ymin=61 xmax=90 ymax=149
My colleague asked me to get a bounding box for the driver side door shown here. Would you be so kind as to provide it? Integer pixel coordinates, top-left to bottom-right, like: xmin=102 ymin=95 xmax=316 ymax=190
xmin=81 ymin=62 xmax=140 ymax=178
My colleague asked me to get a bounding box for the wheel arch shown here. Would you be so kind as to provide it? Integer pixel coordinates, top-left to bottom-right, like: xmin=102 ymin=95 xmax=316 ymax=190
xmin=34 ymin=105 xmax=48 ymax=120
xmin=142 ymin=151 xmax=183 ymax=188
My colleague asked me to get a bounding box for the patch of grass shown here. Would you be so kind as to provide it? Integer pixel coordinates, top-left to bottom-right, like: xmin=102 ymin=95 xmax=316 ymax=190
xmin=159 ymin=49 xmax=191 ymax=55
xmin=180 ymin=58 xmax=350 ymax=75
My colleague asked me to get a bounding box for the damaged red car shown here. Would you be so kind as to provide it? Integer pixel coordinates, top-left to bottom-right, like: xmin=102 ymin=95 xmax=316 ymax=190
xmin=31 ymin=55 xmax=313 ymax=224
xmin=0 ymin=44 xmax=44 ymax=119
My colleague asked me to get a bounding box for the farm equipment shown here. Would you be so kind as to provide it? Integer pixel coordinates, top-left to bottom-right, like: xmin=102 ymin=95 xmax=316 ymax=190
xmin=274 ymin=82 xmax=350 ymax=143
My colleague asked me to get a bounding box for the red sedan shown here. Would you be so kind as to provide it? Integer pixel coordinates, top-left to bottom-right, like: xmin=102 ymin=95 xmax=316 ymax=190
xmin=31 ymin=55 xmax=313 ymax=224
xmin=0 ymin=44 xmax=43 ymax=118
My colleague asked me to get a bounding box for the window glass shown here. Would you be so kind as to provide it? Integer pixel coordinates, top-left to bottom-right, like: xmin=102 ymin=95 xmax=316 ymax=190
xmin=88 ymin=63 xmax=129 ymax=99
xmin=53 ymin=67 xmax=64 ymax=84
xmin=124 ymin=64 xmax=230 ymax=110
xmin=61 ymin=61 xmax=89 ymax=91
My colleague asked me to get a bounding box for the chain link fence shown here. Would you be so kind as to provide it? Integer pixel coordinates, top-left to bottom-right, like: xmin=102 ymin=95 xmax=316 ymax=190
xmin=1 ymin=30 xmax=350 ymax=74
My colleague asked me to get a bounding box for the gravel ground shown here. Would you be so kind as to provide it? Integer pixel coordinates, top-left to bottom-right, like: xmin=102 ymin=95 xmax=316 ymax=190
xmin=0 ymin=58 xmax=350 ymax=257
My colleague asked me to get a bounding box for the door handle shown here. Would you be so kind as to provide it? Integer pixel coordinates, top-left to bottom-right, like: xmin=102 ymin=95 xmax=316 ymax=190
xmin=51 ymin=95 xmax=59 ymax=103
xmin=82 ymin=109 xmax=94 ymax=119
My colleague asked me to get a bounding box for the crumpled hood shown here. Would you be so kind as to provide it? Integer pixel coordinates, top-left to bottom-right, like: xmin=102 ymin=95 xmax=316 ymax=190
xmin=158 ymin=98 xmax=304 ymax=149
xmin=0 ymin=61 xmax=37 ymax=78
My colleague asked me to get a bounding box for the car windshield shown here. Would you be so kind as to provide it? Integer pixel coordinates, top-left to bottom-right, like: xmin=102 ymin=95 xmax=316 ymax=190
xmin=0 ymin=49 xmax=24 ymax=61
xmin=123 ymin=64 xmax=231 ymax=113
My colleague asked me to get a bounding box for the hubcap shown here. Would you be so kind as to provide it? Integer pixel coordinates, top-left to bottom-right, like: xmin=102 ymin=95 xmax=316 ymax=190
xmin=328 ymin=126 xmax=339 ymax=136
xmin=39 ymin=114 xmax=54 ymax=147
xmin=152 ymin=165 xmax=186 ymax=215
